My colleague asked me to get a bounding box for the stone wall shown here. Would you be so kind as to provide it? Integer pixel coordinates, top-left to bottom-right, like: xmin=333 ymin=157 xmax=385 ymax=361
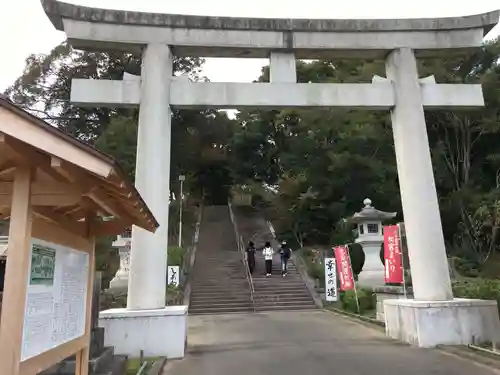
xmin=374 ymin=285 xmax=413 ymax=321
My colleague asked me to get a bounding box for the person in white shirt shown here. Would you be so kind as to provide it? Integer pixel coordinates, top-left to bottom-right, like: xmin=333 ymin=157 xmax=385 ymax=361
xmin=262 ymin=241 xmax=274 ymax=277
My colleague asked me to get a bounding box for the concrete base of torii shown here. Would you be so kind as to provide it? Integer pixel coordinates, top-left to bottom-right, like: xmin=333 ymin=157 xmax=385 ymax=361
xmin=98 ymin=306 xmax=188 ymax=358
xmin=384 ymin=298 xmax=500 ymax=347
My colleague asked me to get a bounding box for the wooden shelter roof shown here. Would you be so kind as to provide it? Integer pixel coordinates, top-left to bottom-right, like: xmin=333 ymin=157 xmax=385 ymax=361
xmin=0 ymin=95 xmax=158 ymax=237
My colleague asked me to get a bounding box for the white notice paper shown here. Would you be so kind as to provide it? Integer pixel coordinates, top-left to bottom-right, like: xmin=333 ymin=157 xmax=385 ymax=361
xmin=21 ymin=238 xmax=89 ymax=361
xmin=168 ymin=266 xmax=180 ymax=287
xmin=324 ymin=257 xmax=338 ymax=302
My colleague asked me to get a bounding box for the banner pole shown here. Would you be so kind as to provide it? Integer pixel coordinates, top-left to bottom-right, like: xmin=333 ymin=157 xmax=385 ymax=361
xmin=345 ymin=243 xmax=361 ymax=314
xmin=397 ymin=223 xmax=408 ymax=299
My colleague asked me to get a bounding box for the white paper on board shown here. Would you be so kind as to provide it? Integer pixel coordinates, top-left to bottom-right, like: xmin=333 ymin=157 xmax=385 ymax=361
xmin=21 ymin=238 xmax=89 ymax=361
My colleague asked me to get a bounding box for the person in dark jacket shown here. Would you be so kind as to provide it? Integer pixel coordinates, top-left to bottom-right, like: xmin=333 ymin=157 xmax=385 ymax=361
xmin=279 ymin=240 xmax=292 ymax=276
xmin=246 ymin=241 xmax=256 ymax=274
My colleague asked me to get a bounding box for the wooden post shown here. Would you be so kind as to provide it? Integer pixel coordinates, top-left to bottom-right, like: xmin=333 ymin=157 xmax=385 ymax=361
xmin=0 ymin=167 xmax=33 ymax=375
xmin=75 ymin=216 xmax=95 ymax=375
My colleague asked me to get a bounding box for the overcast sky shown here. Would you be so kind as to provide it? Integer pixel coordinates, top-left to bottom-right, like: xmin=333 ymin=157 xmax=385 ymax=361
xmin=0 ymin=0 xmax=499 ymax=91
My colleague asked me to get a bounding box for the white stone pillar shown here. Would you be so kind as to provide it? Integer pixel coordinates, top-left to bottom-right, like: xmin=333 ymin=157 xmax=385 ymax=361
xmin=128 ymin=44 xmax=172 ymax=310
xmin=386 ymin=48 xmax=452 ymax=301
xmin=269 ymin=52 xmax=296 ymax=83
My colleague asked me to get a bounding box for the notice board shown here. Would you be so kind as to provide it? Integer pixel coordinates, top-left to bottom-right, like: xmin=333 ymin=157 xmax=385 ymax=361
xmin=21 ymin=238 xmax=89 ymax=361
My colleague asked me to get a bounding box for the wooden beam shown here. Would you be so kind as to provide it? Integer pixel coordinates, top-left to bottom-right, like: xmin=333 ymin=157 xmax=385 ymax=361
xmin=50 ymin=159 xmax=135 ymax=223
xmin=33 ymin=207 xmax=86 ymax=237
xmin=0 ymin=181 xmax=81 ymax=207
xmin=0 ymin=166 xmax=33 ymax=375
xmin=87 ymin=188 xmax=132 ymax=221
xmin=0 ymin=135 xmax=68 ymax=183
xmin=92 ymin=219 xmax=132 ymax=236
xmin=0 ymin=206 xmax=10 ymax=220
xmin=0 ymin=181 xmax=77 ymax=195
xmin=0 ymin=161 xmax=16 ymax=178
xmin=0 ymin=194 xmax=80 ymax=207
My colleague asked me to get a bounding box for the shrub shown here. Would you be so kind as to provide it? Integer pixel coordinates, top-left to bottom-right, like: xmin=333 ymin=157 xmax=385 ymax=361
xmin=167 ymin=284 xmax=184 ymax=305
xmin=100 ymin=290 xmax=127 ymax=310
xmin=168 ymin=246 xmax=185 ymax=266
xmin=309 ymin=262 xmax=324 ymax=282
xmin=347 ymin=243 xmax=365 ymax=275
xmin=450 ymin=256 xmax=480 ymax=278
xmin=452 ymin=278 xmax=500 ymax=300
xmin=340 ymin=287 xmax=375 ymax=313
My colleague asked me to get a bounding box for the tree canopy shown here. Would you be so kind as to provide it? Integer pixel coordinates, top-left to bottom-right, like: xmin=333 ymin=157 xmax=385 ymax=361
xmin=5 ymin=37 xmax=500 ymax=271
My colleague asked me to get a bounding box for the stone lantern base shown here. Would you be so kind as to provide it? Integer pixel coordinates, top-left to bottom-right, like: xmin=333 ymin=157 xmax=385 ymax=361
xmin=384 ymin=298 xmax=500 ymax=347
xmin=357 ymin=269 xmax=385 ymax=288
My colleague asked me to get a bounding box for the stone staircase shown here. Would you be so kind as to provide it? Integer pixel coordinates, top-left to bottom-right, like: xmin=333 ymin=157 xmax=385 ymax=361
xmin=252 ymin=253 xmax=317 ymax=312
xmin=233 ymin=206 xmax=317 ymax=312
xmin=189 ymin=206 xmax=253 ymax=315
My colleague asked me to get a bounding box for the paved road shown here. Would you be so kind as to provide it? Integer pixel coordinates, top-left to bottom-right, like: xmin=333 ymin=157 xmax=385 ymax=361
xmin=164 ymin=310 xmax=499 ymax=375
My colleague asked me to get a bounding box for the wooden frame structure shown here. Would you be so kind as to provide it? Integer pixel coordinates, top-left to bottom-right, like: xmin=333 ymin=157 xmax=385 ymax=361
xmin=0 ymin=96 xmax=158 ymax=375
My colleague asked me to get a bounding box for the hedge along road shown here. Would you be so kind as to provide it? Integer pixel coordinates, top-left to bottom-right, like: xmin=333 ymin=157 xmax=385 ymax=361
xmin=163 ymin=310 xmax=500 ymax=375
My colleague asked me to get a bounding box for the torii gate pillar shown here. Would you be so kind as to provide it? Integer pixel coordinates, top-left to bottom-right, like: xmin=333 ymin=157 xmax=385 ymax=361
xmin=128 ymin=44 xmax=172 ymax=310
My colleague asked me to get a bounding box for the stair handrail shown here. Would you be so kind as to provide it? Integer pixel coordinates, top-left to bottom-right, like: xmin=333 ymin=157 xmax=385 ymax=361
xmin=228 ymin=201 xmax=255 ymax=309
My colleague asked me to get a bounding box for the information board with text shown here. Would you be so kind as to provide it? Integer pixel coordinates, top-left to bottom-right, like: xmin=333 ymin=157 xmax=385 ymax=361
xmin=21 ymin=239 xmax=89 ymax=361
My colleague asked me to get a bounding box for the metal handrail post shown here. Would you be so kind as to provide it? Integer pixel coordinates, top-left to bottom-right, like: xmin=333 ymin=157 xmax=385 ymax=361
xmin=228 ymin=201 xmax=255 ymax=310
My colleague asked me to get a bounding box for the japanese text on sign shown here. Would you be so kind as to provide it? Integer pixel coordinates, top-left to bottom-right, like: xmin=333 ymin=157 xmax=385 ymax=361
xmin=333 ymin=245 xmax=355 ymax=291
xmin=324 ymin=257 xmax=338 ymax=302
xmin=383 ymin=225 xmax=403 ymax=284
xmin=168 ymin=266 xmax=180 ymax=287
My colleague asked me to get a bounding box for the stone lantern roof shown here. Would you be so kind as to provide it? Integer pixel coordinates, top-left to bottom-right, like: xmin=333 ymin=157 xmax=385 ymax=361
xmin=348 ymin=198 xmax=397 ymax=224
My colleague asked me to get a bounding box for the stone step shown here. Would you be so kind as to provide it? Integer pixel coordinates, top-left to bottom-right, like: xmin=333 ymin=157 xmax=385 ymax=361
xmin=254 ymin=292 xmax=312 ymax=299
xmin=191 ymin=291 xmax=251 ymax=297
xmin=254 ymin=293 xmax=313 ymax=299
xmin=192 ymin=275 xmax=247 ymax=279
xmin=189 ymin=305 xmax=254 ymax=315
xmin=252 ymin=280 xmax=303 ymax=284
xmin=255 ymin=304 xmax=317 ymax=312
xmin=192 ymin=273 xmax=246 ymax=277
xmin=254 ymin=298 xmax=315 ymax=305
xmin=253 ymin=285 xmax=309 ymax=291
xmin=191 ymin=292 xmax=251 ymax=299
xmin=190 ymin=301 xmax=253 ymax=309
xmin=255 ymin=300 xmax=316 ymax=307
xmin=191 ymin=279 xmax=248 ymax=284
xmin=191 ymin=284 xmax=249 ymax=289
xmin=192 ymin=266 xmax=244 ymax=270
xmin=190 ymin=296 xmax=252 ymax=303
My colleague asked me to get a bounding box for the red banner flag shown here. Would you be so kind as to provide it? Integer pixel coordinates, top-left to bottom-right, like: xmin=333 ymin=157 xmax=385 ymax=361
xmin=383 ymin=225 xmax=403 ymax=284
xmin=333 ymin=245 xmax=355 ymax=291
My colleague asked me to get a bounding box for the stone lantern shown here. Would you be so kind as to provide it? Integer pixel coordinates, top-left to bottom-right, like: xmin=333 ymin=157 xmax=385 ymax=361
xmin=109 ymin=229 xmax=132 ymax=292
xmin=348 ymin=198 xmax=396 ymax=287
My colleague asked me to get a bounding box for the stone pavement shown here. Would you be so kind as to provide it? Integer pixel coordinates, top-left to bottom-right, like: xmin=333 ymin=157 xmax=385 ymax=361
xmin=164 ymin=310 xmax=499 ymax=375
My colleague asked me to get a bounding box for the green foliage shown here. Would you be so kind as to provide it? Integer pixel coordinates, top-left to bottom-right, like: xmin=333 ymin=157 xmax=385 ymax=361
xmin=95 ymin=236 xmax=119 ymax=289
xmin=347 ymin=243 xmax=365 ymax=275
xmin=452 ymin=279 xmax=500 ymax=301
xmin=4 ymin=42 xmax=236 ymax=205
xmin=450 ymin=256 xmax=481 ymax=278
xmin=95 ymin=116 xmax=138 ymax=179
xmin=229 ymin=40 xmax=500 ymax=268
xmin=167 ymin=284 xmax=184 ymax=305
xmin=299 ymin=248 xmax=326 ymax=286
xmin=100 ymin=291 xmax=127 ymax=310
xmin=340 ymin=288 xmax=375 ymax=314
xmin=167 ymin=246 xmax=185 ymax=267
xmin=7 ymin=35 xmax=500 ymax=273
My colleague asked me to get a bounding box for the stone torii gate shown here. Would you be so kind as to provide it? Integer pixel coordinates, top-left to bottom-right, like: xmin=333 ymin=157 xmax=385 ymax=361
xmin=41 ymin=0 xmax=499 ymax=352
